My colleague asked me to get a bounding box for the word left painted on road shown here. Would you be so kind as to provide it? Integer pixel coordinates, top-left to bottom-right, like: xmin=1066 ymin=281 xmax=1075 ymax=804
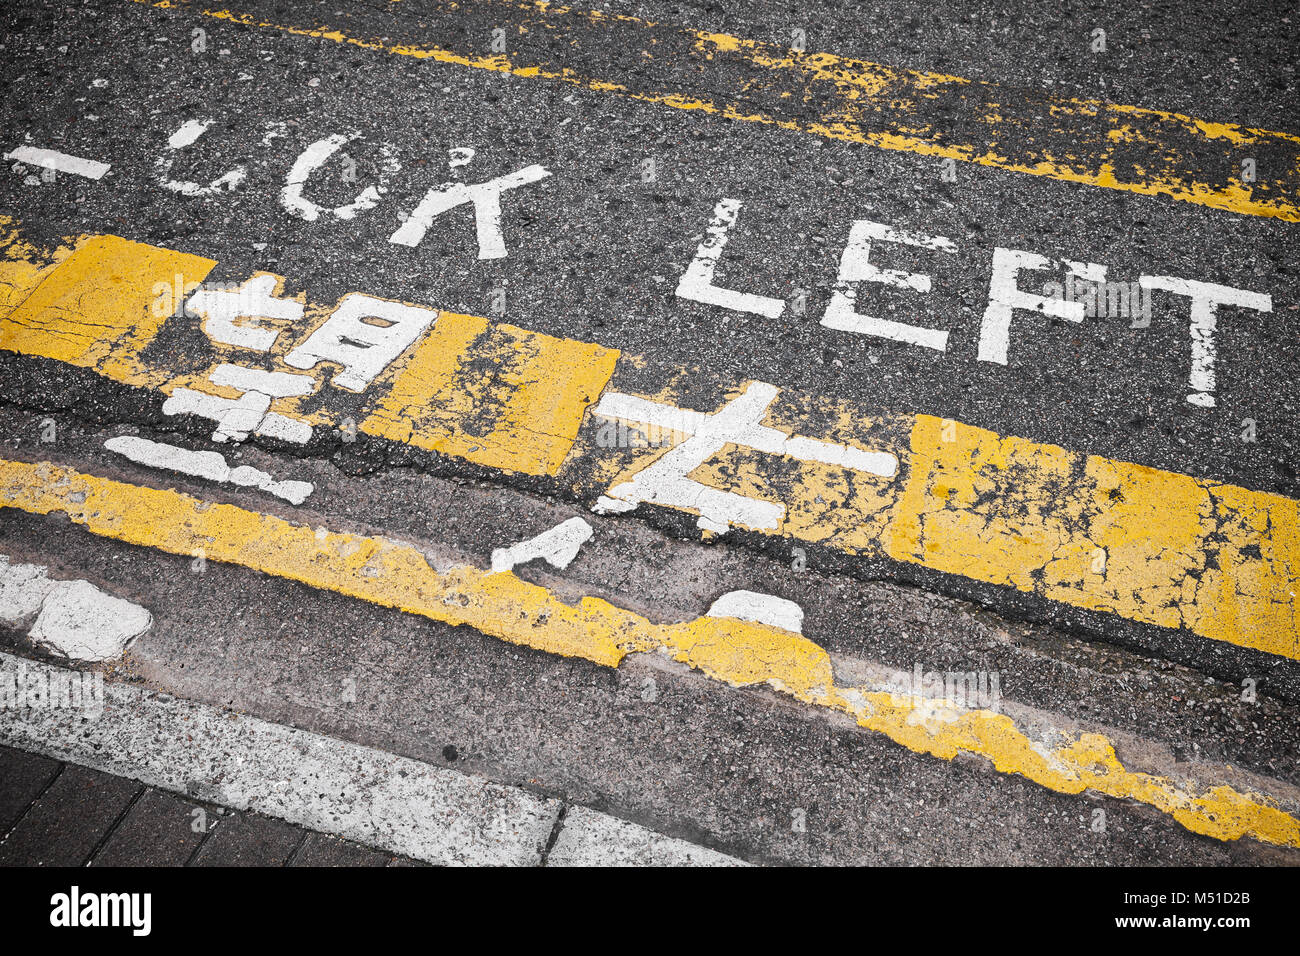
xmin=0 ymin=218 xmax=1296 ymax=662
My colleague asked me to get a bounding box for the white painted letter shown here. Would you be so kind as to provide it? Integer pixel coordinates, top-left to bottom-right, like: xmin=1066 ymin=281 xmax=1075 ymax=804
xmin=188 ymin=274 xmax=304 ymax=351
xmin=282 ymin=134 xmax=397 ymax=222
xmin=1139 ymin=275 xmax=1272 ymax=407
xmin=155 ymin=119 xmax=246 ymax=196
xmin=390 ymin=164 xmax=550 ymax=259
xmin=978 ymin=248 xmax=1108 ymax=364
xmin=821 ymin=220 xmax=957 ymax=351
xmin=284 ymin=294 xmax=437 ymax=392
xmin=675 ymin=199 xmax=784 ymax=318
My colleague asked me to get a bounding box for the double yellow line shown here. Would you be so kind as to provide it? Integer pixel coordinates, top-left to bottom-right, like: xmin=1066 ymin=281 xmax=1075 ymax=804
xmin=131 ymin=0 xmax=1300 ymax=221
xmin=2 ymin=456 xmax=1298 ymax=848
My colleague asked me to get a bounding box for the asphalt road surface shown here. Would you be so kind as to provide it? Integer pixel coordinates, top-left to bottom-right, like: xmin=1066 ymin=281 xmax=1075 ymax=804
xmin=0 ymin=0 xmax=1298 ymax=868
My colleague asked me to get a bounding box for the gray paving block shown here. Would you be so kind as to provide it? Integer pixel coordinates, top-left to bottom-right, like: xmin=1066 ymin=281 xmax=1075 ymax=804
xmin=290 ymin=831 xmax=392 ymax=867
xmin=0 ymin=763 xmax=140 ymax=866
xmin=0 ymin=745 xmax=61 ymax=835
xmin=90 ymin=788 xmax=209 ymax=867
xmin=191 ymin=811 xmax=304 ymax=867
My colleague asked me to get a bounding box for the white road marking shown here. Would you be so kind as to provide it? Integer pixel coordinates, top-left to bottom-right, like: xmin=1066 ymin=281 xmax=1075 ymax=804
xmin=675 ymin=198 xmax=784 ymax=318
xmin=4 ymin=145 xmax=110 ymax=180
xmin=546 ymin=805 xmax=747 ymax=867
xmin=0 ymin=556 xmax=53 ymax=624
xmin=167 ymin=118 xmax=211 ymax=150
xmin=1 ymin=556 xmax=150 ymax=661
xmin=163 ymin=364 xmax=316 ymax=444
xmin=283 ymin=293 xmax=437 ymax=392
xmin=155 ymin=119 xmax=247 ymax=196
xmin=389 ymin=163 xmax=551 ymax=259
xmin=29 ymin=580 xmax=152 ymax=662
xmin=1139 ymin=275 xmax=1272 ymax=408
xmin=821 ymin=219 xmax=957 ymax=351
xmin=104 ymin=435 xmax=314 ymax=505
xmin=592 ymin=382 xmax=897 ymax=533
xmin=489 ymin=517 xmax=593 ymax=574
xmin=188 ymin=274 xmax=305 ymax=351
xmin=706 ymin=590 xmax=804 ymax=634
xmin=282 ymin=133 xmax=397 ymax=222
xmin=978 ymin=248 xmax=1108 ymax=364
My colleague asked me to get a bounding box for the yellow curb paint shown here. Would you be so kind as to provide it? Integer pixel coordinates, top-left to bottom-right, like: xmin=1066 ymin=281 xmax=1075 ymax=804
xmin=0 ymin=227 xmax=616 ymax=478
xmin=1 ymin=456 xmax=1296 ymax=848
xmin=891 ymin=416 xmax=1300 ymax=661
xmin=586 ymin=386 xmax=1299 ymax=661
xmin=0 ymin=216 xmax=80 ymax=320
xmin=359 ymin=311 xmax=620 ymax=476
xmin=0 ymin=233 xmax=216 ymax=386
xmin=130 ymin=0 xmax=1300 ymax=221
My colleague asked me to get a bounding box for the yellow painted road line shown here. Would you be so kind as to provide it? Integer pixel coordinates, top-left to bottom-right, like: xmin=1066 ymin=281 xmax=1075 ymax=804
xmin=581 ymin=394 xmax=1300 ymax=661
xmin=0 ymin=456 xmax=1297 ymax=848
xmin=359 ymin=311 xmax=618 ymax=476
xmin=1 ymin=223 xmax=1296 ymax=660
xmin=130 ymin=0 xmax=1300 ymax=221
xmin=0 ymin=228 xmax=617 ymax=478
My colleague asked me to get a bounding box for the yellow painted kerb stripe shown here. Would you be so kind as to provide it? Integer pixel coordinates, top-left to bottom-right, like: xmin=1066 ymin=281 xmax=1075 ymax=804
xmin=2 ymin=220 xmax=1297 ymax=661
xmin=0 ymin=457 xmax=1297 ymax=847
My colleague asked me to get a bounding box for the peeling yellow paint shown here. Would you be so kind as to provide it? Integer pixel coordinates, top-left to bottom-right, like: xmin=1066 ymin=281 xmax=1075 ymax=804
xmin=587 ymin=386 xmax=1299 ymax=660
xmin=0 ymin=226 xmax=1295 ymax=658
xmin=360 ymin=312 xmax=619 ymax=476
xmin=125 ymin=0 xmax=1300 ymax=220
xmin=892 ymin=416 xmax=1300 ymax=659
xmin=0 ymin=233 xmax=216 ymax=387
xmin=1 ymin=457 xmax=1296 ymax=848
xmin=0 ymin=217 xmax=81 ymax=321
xmin=0 ymin=230 xmax=614 ymax=478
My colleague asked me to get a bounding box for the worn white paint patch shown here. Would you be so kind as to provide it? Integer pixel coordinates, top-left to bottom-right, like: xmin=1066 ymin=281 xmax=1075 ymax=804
xmin=1139 ymin=275 xmax=1272 ymax=408
xmin=0 ymin=651 xmax=559 ymax=866
xmin=284 ymin=293 xmax=437 ymax=392
xmin=448 ymin=146 xmax=476 ymax=169
xmin=0 ymin=556 xmax=53 ymax=625
xmin=4 ymin=145 xmax=110 ymax=180
xmin=978 ymin=248 xmax=1108 ymax=364
xmin=490 ymin=517 xmax=593 ymax=574
xmin=28 ymin=581 xmax=151 ymax=662
xmin=154 ymin=119 xmax=246 ymax=196
xmin=675 ymin=198 xmax=784 ymax=318
xmin=546 ymin=805 xmax=747 ymax=867
xmin=389 ymin=164 xmax=550 ymax=259
xmin=821 ymin=219 xmax=956 ymax=351
xmin=706 ymin=590 xmax=804 ymax=634
xmin=592 ymin=382 xmax=896 ymax=533
xmin=167 ymin=118 xmax=210 ymax=150
xmin=188 ymin=274 xmax=305 ymax=352
xmin=104 ymin=436 xmax=314 ymax=505
xmin=163 ymin=364 xmax=316 ymax=443
xmin=260 ymin=120 xmax=288 ymax=147
xmin=281 ymin=133 xmax=397 ymax=222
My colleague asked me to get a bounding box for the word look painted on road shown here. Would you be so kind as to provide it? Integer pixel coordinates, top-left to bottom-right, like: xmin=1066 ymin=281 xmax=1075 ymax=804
xmin=6 ymin=115 xmax=1278 ymax=410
